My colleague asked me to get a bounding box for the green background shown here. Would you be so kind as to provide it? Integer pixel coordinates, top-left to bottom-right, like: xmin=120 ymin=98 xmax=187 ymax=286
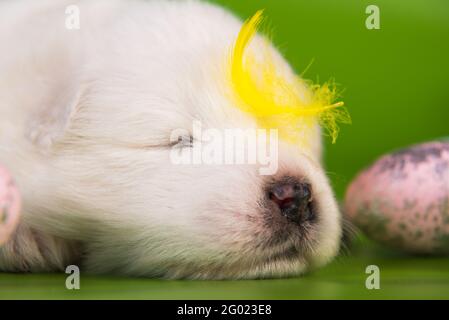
xmin=1 ymin=0 xmax=449 ymax=299
xmin=212 ymin=0 xmax=449 ymax=199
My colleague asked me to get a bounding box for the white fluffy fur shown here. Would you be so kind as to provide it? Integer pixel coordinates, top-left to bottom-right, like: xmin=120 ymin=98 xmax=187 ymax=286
xmin=0 ymin=0 xmax=341 ymax=279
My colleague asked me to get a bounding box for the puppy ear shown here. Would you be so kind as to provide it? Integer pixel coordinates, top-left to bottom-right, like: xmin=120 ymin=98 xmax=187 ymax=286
xmin=27 ymin=83 xmax=83 ymax=149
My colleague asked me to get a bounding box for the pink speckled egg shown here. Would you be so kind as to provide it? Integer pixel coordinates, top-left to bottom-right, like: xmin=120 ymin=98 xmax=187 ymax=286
xmin=0 ymin=165 xmax=21 ymax=246
xmin=345 ymin=141 xmax=449 ymax=254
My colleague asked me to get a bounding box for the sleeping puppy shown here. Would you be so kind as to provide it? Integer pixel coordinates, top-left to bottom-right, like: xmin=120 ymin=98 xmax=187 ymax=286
xmin=0 ymin=0 xmax=343 ymax=279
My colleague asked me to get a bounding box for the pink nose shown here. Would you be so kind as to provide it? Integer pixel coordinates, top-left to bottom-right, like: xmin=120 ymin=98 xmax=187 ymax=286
xmin=268 ymin=179 xmax=314 ymax=224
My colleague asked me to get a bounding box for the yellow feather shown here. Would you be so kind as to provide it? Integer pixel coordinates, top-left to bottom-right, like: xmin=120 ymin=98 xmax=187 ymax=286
xmin=229 ymin=10 xmax=350 ymax=145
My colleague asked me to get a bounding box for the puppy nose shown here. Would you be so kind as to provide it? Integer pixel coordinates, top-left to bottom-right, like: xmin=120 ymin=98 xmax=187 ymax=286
xmin=268 ymin=180 xmax=314 ymax=224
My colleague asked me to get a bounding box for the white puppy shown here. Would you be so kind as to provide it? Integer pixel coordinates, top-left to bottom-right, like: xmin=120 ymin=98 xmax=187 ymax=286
xmin=0 ymin=0 xmax=342 ymax=279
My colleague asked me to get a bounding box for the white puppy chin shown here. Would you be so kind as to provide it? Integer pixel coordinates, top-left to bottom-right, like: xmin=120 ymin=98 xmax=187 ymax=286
xmin=0 ymin=0 xmax=341 ymax=279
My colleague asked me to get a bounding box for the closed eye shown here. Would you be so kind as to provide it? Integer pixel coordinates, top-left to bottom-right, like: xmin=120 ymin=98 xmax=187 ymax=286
xmin=169 ymin=134 xmax=194 ymax=148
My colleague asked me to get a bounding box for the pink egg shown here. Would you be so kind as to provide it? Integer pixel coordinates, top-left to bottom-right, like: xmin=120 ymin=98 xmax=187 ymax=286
xmin=345 ymin=141 xmax=449 ymax=254
xmin=0 ymin=165 xmax=21 ymax=246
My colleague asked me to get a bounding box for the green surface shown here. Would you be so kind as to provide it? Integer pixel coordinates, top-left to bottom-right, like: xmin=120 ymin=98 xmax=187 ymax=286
xmin=1 ymin=0 xmax=449 ymax=299
xmin=1 ymin=239 xmax=449 ymax=299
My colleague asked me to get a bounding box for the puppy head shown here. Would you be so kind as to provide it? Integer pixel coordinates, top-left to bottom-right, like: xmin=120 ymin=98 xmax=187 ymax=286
xmin=32 ymin=8 xmax=345 ymax=279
